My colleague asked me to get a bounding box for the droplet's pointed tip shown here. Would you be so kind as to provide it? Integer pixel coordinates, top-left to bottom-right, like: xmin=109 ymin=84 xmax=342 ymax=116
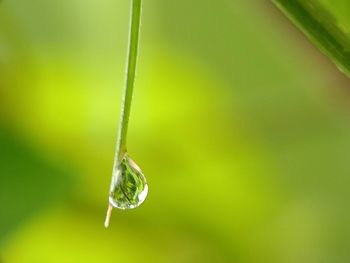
xmin=104 ymin=203 xmax=113 ymax=228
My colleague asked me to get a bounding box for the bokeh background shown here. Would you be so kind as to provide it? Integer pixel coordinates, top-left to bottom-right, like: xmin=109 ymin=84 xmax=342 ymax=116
xmin=1 ymin=0 xmax=350 ymax=262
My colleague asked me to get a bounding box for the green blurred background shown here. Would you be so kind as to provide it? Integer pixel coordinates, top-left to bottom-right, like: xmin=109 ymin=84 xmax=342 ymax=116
xmin=1 ymin=0 xmax=350 ymax=262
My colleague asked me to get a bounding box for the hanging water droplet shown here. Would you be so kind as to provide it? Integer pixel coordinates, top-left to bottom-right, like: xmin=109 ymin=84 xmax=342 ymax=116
xmin=109 ymin=153 xmax=148 ymax=209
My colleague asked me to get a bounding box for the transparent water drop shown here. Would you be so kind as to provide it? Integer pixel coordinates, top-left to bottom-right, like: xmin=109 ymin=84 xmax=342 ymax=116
xmin=109 ymin=153 xmax=148 ymax=209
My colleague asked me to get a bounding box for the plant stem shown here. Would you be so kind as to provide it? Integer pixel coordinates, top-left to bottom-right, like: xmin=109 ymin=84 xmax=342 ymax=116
xmin=105 ymin=0 xmax=142 ymax=228
xmin=115 ymin=0 xmax=142 ymax=164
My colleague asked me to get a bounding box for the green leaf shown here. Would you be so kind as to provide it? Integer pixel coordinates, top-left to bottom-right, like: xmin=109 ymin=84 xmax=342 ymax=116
xmin=273 ymin=0 xmax=350 ymax=77
xmin=0 ymin=129 xmax=73 ymax=242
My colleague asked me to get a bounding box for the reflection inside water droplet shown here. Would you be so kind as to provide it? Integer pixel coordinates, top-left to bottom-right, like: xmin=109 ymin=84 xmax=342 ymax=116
xmin=109 ymin=153 xmax=148 ymax=209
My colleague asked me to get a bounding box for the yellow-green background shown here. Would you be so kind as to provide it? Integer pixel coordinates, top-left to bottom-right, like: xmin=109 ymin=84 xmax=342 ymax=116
xmin=1 ymin=0 xmax=350 ymax=262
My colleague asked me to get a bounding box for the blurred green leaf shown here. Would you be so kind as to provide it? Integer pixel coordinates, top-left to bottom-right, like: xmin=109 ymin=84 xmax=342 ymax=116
xmin=273 ymin=0 xmax=350 ymax=77
xmin=0 ymin=129 xmax=73 ymax=242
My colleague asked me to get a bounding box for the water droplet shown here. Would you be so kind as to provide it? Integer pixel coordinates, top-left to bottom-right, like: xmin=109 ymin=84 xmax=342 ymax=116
xmin=109 ymin=153 xmax=148 ymax=209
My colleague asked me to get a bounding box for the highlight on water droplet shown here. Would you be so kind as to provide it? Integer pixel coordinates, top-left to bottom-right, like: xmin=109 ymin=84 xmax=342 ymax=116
xmin=109 ymin=153 xmax=148 ymax=210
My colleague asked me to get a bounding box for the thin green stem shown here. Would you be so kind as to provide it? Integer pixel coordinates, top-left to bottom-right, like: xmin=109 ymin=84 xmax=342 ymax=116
xmin=115 ymin=0 xmax=142 ymax=164
xmin=105 ymin=0 xmax=142 ymax=228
